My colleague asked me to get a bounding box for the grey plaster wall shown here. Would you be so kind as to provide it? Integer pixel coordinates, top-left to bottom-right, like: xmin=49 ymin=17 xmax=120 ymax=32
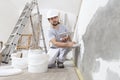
xmin=74 ymin=0 xmax=120 ymax=80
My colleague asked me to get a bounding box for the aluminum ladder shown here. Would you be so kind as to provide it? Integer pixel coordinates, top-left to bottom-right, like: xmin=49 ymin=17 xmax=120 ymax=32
xmin=1 ymin=0 xmax=36 ymax=64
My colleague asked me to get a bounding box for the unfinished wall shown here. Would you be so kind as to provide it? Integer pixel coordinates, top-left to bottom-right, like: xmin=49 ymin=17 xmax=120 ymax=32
xmin=75 ymin=0 xmax=120 ymax=80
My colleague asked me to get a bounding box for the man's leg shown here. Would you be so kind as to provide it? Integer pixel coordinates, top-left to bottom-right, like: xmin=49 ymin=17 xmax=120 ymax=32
xmin=57 ymin=48 xmax=71 ymax=68
xmin=47 ymin=48 xmax=60 ymax=68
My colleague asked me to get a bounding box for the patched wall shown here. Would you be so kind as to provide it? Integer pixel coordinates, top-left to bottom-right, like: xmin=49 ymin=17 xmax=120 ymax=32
xmin=74 ymin=0 xmax=120 ymax=80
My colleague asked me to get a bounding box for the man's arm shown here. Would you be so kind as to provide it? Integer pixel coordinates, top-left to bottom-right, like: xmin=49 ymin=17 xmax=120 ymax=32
xmin=50 ymin=38 xmax=75 ymax=48
xmin=61 ymin=35 xmax=71 ymax=42
xmin=59 ymin=32 xmax=72 ymax=42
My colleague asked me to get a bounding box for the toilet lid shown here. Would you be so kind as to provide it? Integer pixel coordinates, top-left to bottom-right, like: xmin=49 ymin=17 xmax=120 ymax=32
xmin=0 ymin=68 xmax=22 ymax=76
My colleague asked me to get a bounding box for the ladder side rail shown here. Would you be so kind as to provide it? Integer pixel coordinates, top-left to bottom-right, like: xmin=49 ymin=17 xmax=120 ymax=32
xmin=2 ymin=45 xmax=12 ymax=63
xmin=36 ymin=0 xmax=47 ymax=53
xmin=39 ymin=15 xmax=47 ymax=53
xmin=3 ymin=44 xmax=16 ymax=63
xmin=30 ymin=15 xmax=38 ymax=48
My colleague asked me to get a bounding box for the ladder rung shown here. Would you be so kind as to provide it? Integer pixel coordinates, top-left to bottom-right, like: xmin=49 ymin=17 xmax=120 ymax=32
xmin=10 ymin=33 xmax=16 ymax=36
xmin=14 ymin=25 xmax=20 ymax=28
xmin=5 ymin=42 xmax=17 ymax=46
xmin=19 ymin=16 xmax=25 ymax=21
xmin=16 ymin=24 xmax=22 ymax=27
xmin=16 ymin=20 xmax=22 ymax=25
xmin=11 ymin=27 xmax=19 ymax=34
xmin=19 ymin=15 xmax=29 ymax=22
xmin=23 ymin=9 xmax=28 ymax=13
xmin=20 ymin=13 xmax=26 ymax=17
xmin=24 ymin=3 xmax=29 ymax=10
xmin=5 ymin=43 xmax=11 ymax=46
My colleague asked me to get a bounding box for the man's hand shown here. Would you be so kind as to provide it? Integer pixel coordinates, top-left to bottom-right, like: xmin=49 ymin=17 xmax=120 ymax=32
xmin=50 ymin=37 xmax=76 ymax=48
xmin=67 ymin=42 xmax=76 ymax=47
xmin=61 ymin=35 xmax=71 ymax=42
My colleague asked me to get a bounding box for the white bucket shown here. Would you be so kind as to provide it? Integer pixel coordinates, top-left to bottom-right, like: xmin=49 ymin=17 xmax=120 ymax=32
xmin=11 ymin=57 xmax=28 ymax=69
xmin=28 ymin=49 xmax=49 ymax=73
xmin=11 ymin=53 xmax=28 ymax=69
xmin=28 ymin=61 xmax=48 ymax=73
xmin=28 ymin=49 xmax=42 ymax=54
xmin=28 ymin=54 xmax=48 ymax=65
xmin=11 ymin=52 xmax=22 ymax=58
xmin=21 ymin=50 xmax=28 ymax=58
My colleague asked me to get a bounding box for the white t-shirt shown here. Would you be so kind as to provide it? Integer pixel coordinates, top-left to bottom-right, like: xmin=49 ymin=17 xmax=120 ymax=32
xmin=48 ymin=24 xmax=68 ymax=47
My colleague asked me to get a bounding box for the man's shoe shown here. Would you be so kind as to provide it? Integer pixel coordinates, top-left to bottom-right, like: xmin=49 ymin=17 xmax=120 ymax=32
xmin=48 ymin=63 xmax=56 ymax=69
xmin=57 ymin=61 xmax=64 ymax=68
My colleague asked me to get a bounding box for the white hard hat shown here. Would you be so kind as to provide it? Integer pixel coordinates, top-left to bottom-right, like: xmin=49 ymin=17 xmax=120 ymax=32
xmin=47 ymin=9 xmax=59 ymax=19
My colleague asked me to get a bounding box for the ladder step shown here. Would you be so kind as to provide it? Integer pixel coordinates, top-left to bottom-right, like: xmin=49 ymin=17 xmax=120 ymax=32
xmin=13 ymin=24 xmax=25 ymax=33
xmin=6 ymin=40 xmax=18 ymax=46
xmin=19 ymin=16 xmax=25 ymax=20
xmin=15 ymin=24 xmax=23 ymax=28
xmin=20 ymin=10 xmax=26 ymax=15
xmin=16 ymin=19 xmax=22 ymax=25
xmin=22 ymin=10 xmax=27 ymax=14
xmin=6 ymin=35 xmax=15 ymax=44
xmin=19 ymin=15 xmax=29 ymax=20
xmin=5 ymin=42 xmax=17 ymax=46
xmin=5 ymin=43 xmax=11 ymax=46
xmin=11 ymin=27 xmax=19 ymax=34
xmin=10 ymin=33 xmax=16 ymax=36
xmin=24 ymin=3 xmax=29 ymax=10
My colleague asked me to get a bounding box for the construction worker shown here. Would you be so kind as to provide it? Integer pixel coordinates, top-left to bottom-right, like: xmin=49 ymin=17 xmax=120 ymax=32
xmin=47 ymin=9 xmax=77 ymax=68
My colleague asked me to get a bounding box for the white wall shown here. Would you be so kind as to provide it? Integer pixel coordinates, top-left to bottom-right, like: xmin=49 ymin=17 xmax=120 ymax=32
xmin=0 ymin=0 xmax=19 ymax=43
xmin=37 ymin=0 xmax=81 ymax=16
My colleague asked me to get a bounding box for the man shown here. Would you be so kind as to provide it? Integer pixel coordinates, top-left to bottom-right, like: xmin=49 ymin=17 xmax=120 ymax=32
xmin=47 ymin=10 xmax=76 ymax=68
